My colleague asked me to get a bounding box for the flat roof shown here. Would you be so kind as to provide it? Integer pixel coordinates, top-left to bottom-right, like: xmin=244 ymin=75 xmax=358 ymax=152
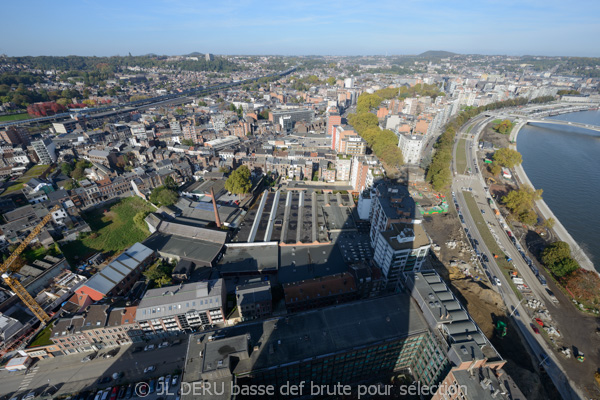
xmin=136 ymin=279 xmax=223 ymax=320
xmin=218 ymin=243 xmax=279 ymax=274
xmin=184 ymin=293 xmax=429 ymax=384
xmin=278 ymin=244 xmax=347 ymax=284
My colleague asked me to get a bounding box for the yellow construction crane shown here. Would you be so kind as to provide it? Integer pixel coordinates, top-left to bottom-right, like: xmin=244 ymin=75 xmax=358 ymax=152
xmin=1 ymin=204 xmax=61 ymax=324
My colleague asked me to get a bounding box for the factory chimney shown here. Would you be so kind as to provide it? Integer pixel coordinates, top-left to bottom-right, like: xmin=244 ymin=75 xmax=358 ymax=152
xmin=211 ymin=187 xmax=222 ymax=228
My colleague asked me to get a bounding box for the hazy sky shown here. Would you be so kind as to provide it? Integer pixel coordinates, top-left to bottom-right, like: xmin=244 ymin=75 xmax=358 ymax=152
xmin=2 ymin=0 xmax=599 ymax=57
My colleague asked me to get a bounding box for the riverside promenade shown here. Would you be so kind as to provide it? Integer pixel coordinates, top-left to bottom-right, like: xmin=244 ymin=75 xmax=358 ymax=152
xmin=510 ymin=121 xmax=596 ymax=273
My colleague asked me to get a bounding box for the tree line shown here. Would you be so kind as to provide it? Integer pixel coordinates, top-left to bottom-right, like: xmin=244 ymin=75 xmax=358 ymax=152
xmin=425 ymin=96 xmax=555 ymax=190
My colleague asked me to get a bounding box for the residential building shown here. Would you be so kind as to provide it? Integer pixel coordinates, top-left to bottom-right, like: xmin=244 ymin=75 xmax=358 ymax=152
xmin=350 ymin=156 xmax=370 ymax=193
xmin=327 ymin=111 xmax=342 ymax=139
xmin=373 ymin=223 xmax=431 ymax=289
xmin=335 ymin=155 xmax=352 ymax=181
xmin=397 ymin=134 xmax=424 ymax=165
xmin=1 ymin=126 xmax=30 ymax=145
xmin=369 ymin=184 xmax=419 ymax=250
xmin=31 ymin=138 xmax=57 ymax=164
xmin=135 ymin=279 xmax=226 ymax=336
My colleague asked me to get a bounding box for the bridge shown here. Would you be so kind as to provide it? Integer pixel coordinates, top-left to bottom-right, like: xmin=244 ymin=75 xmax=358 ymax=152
xmin=524 ymin=118 xmax=600 ymax=133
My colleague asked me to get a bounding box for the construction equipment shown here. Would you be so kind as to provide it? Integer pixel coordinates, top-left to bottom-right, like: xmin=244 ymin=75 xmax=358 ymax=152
xmin=486 ymin=177 xmax=497 ymax=185
xmin=0 ymin=204 xmax=60 ymax=324
xmin=495 ymin=321 xmax=507 ymax=337
xmin=577 ymin=352 xmax=585 ymax=363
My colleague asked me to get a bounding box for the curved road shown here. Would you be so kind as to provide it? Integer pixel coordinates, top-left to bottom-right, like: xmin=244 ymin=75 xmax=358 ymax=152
xmin=450 ymin=116 xmax=586 ymax=400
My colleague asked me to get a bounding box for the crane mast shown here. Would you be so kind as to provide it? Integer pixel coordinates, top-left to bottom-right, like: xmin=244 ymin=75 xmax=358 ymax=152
xmin=0 ymin=204 xmax=61 ymax=324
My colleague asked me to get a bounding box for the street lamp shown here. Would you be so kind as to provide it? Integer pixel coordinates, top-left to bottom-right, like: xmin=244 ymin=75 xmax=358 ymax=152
xmin=509 ymin=297 xmax=525 ymax=318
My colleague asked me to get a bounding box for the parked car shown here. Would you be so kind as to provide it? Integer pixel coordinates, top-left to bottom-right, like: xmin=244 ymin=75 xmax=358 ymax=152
xmin=124 ymin=385 xmax=133 ymax=399
xmin=109 ymin=387 xmax=119 ymax=400
xmin=171 ymin=375 xmax=179 ymax=386
xmin=494 ymin=277 xmax=502 ymax=286
xmin=117 ymin=386 xmax=126 ymax=399
xmin=143 ymin=365 xmax=156 ymax=373
xmin=94 ymin=391 xmax=104 ymax=400
xmin=531 ymin=324 xmax=540 ymax=334
xmin=158 ymin=341 xmax=169 ymax=349
xmin=144 ymin=344 xmax=155 ymax=351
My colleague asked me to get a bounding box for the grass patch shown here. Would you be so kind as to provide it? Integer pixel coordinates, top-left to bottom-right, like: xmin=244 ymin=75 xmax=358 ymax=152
xmin=462 ymin=191 xmax=522 ymax=300
xmin=60 ymin=197 xmax=154 ymax=265
xmin=456 ymin=139 xmax=468 ymax=174
xmin=1 ymin=164 xmax=50 ymax=196
xmin=29 ymin=322 xmax=54 ymax=347
xmin=492 ymin=119 xmax=502 ymax=125
xmin=22 ymin=243 xmax=61 ymax=263
xmin=466 ymin=125 xmax=473 ymax=134
xmin=0 ymin=113 xmax=31 ymax=122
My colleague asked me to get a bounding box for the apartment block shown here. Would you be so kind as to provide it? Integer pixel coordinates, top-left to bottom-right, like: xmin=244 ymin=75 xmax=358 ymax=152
xmin=136 ymin=279 xmax=226 ymax=336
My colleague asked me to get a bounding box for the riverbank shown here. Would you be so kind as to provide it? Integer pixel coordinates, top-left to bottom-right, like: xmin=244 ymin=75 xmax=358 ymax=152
xmin=510 ymin=121 xmax=596 ymax=273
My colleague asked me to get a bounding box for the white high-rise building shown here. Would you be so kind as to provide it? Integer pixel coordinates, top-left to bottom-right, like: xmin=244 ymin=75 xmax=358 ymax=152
xmin=397 ymin=134 xmax=424 ymax=165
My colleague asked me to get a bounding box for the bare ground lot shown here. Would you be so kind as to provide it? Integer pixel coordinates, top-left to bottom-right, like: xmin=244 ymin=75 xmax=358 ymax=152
xmin=423 ymin=207 xmax=561 ymax=400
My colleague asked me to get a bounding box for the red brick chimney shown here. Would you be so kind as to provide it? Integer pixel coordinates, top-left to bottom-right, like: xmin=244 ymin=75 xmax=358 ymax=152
xmin=210 ymin=187 xmax=222 ymax=228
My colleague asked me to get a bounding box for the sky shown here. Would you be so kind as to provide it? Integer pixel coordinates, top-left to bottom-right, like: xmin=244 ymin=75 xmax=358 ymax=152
xmin=2 ymin=0 xmax=599 ymax=57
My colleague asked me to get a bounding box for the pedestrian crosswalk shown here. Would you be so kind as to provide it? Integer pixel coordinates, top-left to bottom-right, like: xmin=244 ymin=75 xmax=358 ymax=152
xmin=17 ymin=365 xmax=39 ymax=392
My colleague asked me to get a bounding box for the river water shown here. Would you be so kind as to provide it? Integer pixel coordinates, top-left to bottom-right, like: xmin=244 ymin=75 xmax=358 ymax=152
xmin=516 ymin=109 xmax=600 ymax=270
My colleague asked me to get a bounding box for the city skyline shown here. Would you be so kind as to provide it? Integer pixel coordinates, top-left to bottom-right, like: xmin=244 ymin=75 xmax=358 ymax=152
xmin=2 ymin=0 xmax=599 ymax=57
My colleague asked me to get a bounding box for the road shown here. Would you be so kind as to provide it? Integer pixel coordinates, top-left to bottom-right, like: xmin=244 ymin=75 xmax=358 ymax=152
xmin=0 ymin=336 xmax=188 ymax=399
xmin=450 ymin=117 xmax=586 ymax=400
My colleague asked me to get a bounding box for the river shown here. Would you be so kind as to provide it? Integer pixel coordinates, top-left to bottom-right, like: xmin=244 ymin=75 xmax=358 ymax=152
xmin=516 ymin=109 xmax=600 ymax=271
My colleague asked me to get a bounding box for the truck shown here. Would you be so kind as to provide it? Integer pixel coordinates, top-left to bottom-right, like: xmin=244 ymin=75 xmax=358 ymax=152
xmin=494 ymin=209 xmax=500 ymax=216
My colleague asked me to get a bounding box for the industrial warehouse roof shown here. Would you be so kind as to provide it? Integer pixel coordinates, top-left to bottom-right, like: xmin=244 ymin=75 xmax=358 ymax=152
xmin=82 ymin=243 xmax=154 ymax=296
xmin=218 ymin=243 xmax=279 ymax=274
xmin=136 ymin=279 xmax=223 ymax=321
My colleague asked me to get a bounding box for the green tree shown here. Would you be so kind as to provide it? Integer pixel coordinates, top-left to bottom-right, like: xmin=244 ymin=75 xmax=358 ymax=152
xmin=181 ymin=139 xmax=194 ymax=146
xmin=225 ymin=165 xmax=252 ymax=197
xmin=60 ymin=162 xmax=73 ymax=176
xmin=149 ymin=186 xmax=178 ymax=207
xmin=493 ymin=119 xmax=513 ymax=134
xmin=543 ymin=217 xmax=556 ymax=229
xmin=197 ymin=100 xmax=207 ymax=106
xmin=327 ymin=76 xmax=337 ymax=86
xmin=143 ymin=260 xmax=173 ymax=288
xmin=175 ymin=107 xmax=185 ymax=115
xmin=502 ymin=185 xmax=542 ymax=224
xmin=164 ymin=176 xmax=178 ymax=191
xmin=541 ymin=241 xmax=580 ymax=277
xmin=489 ymin=163 xmax=502 ymax=176
xmin=493 ymin=148 xmax=523 ymax=168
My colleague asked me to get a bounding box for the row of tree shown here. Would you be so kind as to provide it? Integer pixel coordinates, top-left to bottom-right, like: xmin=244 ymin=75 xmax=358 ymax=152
xmin=347 ymin=98 xmax=404 ymax=169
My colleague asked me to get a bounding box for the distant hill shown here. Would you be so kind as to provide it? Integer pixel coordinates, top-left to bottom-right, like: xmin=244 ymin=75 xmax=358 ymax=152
xmin=185 ymin=52 xmax=204 ymax=57
xmin=418 ymin=50 xmax=457 ymax=58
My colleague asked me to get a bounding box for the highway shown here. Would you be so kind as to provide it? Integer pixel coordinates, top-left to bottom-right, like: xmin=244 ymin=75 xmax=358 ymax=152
xmin=450 ymin=115 xmax=586 ymax=400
